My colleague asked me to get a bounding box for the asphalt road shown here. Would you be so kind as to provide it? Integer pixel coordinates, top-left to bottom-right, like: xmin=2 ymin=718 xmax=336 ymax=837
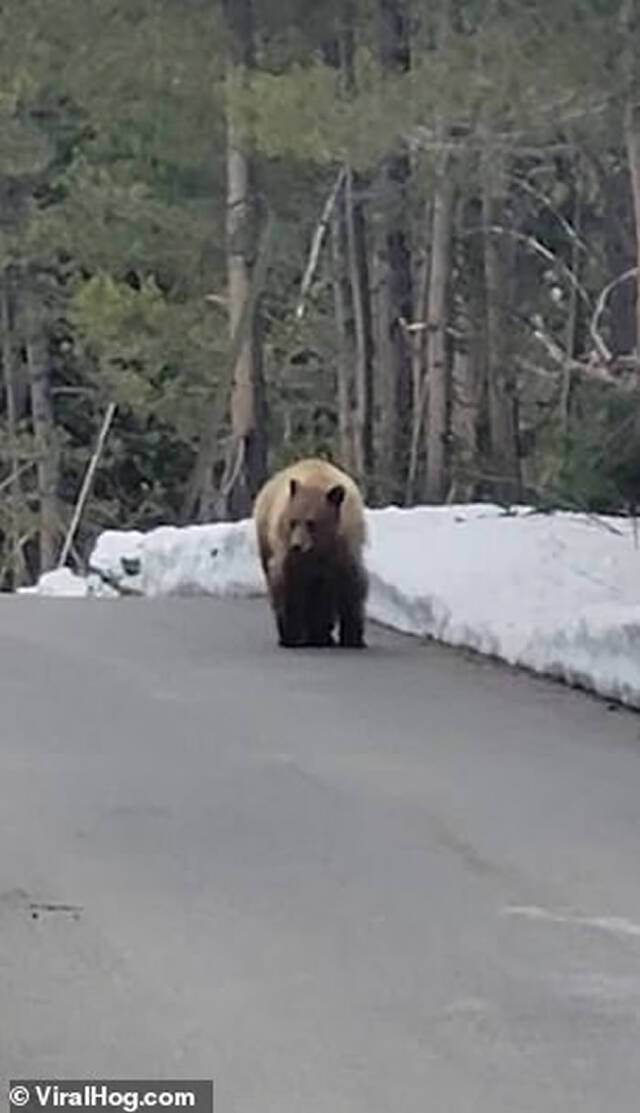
xmin=1 ymin=596 xmax=640 ymax=1112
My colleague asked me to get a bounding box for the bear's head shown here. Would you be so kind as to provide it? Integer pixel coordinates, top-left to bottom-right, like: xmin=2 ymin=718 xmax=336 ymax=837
xmin=285 ymin=477 xmax=345 ymax=556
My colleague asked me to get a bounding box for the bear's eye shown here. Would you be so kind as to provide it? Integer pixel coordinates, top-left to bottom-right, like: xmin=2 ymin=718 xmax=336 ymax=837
xmin=290 ymin=519 xmax=298 ymax=530
xmin=306 ymin=519 xmax=315 ymax=532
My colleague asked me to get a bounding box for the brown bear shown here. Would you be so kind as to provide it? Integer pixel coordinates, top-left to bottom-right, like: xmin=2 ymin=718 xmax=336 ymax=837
xmin=253 ymin=458 xmax=368 ymax=649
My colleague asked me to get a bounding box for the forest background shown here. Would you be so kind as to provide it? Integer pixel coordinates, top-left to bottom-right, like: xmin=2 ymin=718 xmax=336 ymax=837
xmin=1 ymin=0 xmax=639 ymax=587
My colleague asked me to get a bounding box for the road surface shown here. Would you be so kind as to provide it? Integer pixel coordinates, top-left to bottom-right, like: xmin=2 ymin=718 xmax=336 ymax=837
xmin=1 ymin=596 xmax=640 ymax=1112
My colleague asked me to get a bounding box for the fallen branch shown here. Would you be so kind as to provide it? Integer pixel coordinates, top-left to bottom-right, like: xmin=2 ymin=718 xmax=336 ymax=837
xmin=515 ymin=355 xmax=562 ymax=381
xmin=530 ymin=314 xmax=640 ymax=390
xmin=87 ymin=564 xmax=145 ymax=597
xmin=296 ymin=166 xmax=346 ymax=321
xmin=57 ymin=402 xmax=117 ymax=569
xmin=486 ymin=225 xmax=595 ymax=319
xmin=590 ymin=267 xmax=639 ymax=363
xmin=0 ymin=459 xmax=36 ymax=494
xmin=530 ymin=316 xmax=586 ymax=371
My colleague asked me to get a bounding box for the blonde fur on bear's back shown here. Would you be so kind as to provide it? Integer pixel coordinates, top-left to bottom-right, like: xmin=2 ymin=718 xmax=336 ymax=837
xmin=253 ymin=458 xmax=366 ymax=575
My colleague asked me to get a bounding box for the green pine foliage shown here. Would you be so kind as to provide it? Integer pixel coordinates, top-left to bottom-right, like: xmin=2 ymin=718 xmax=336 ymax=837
xmin=0 ymin=0 xmax=639 ymax=585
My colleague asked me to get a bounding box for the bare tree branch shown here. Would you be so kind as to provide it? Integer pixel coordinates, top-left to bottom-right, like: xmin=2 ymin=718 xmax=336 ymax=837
xmin=480 ymin=224 xmax=595 ymax=319
xmin=296 ymin=166 xmax=346 ymax=321
xmin=57 ymin=402 xmax=117 ymax=569
xmin=530 ymin=313 xmax=640 ymax=390
xmin=0 ymin=460 xmax=36 ymax=494
xmin=407 ymin=97 xmax=614 ymax=156
xmin=508 ymin=173 xmax=590 ymax=260
xmin=590 ymin=267 xmax=639 ymax=363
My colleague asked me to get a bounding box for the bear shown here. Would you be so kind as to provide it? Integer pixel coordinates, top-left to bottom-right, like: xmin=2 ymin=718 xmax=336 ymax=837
xmin=253 ymin=458 xmax=368 ymax=649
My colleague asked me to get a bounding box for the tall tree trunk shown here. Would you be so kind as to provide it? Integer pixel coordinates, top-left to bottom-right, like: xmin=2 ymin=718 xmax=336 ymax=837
xmin=25 ymin=297 xmax=59 ymax=572
xmin=448 ymin=195 xmax=488 ymax=502
xmin=325 ymin=7 xmax=375 ymax=495
xmin=180 ymin=209 xmax=273 ymax=525
xmin=449 ymin=298 xmax=486 ymax=499
xmin=344 ymin=165 xmax=374 ymax=493
xmin=374 ymin=0 xmax=413 ymax=503
xmin=625 ymin=102 xmax=640 ymax=355
xmin=481 ymin=141 xmax=521 ymax=503
xmin=218 ymin=0 xmax=266 ymax=520
xmin=598 ymin=161 xmax=636 ymax=355
xmin=449 ymin=331 xmax=482 ymax=503
xmin=330 ymin=196 xmax=356 ymax=471
xmin=560 ymin=160 xmax=582 ymax=435
xmin=404 ymin=194 xmax=431 ymax=505
xmin=410 ymin=196 xmax=431 ymax=425
xmin=424 ymin=161 xmax=455 ymax=503
xmin=1 ymin=271 xmax=27 ymax=588
xmin=620 ymin=0 xmax=640 ymax=353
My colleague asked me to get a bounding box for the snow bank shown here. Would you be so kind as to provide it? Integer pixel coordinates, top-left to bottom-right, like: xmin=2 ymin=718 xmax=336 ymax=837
xmin=364 ymin=505 xmax=640 ymax=709
xmin=18 ymin=567 xmax=89 ymax=598
xmin=88 ymin=522 xmax=263 ymax=598
xmin=21 ymin=504 xmax=640 ymax=710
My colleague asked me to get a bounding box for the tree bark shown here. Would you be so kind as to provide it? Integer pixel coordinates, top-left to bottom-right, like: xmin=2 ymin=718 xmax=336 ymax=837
xmin=625 ymin=103 xmax=640 ymax=354
xmin=180 ymin=210 xmax=274 ymax=525
xmin=424 ymin=161 xmax=455 ymax=503
xmin=374 ymin=0 xmax=413 ymax=503
xmin=481 ymin=141 xmax=521 ymax=503
xmin=22 ymin=287 xmax=60 ymax=574
xmin=325 ymin=7 xmax=375 ymax=494
xmin=344 ymin=165 xmax=374 ymax=492
xmin=217 ymin=0 xmax=266 ymax=520
xmin=404 ymin=194 xmax=431 ymax=505
xmin=25 ymin=301 xmax=59 ymax=572
xmin=560 ymin=162 xmax=582 ymax=435
xmin=1 ymin=270 xmax=27 ymax=588
xmin=448 ymin=195 xmax=487 ymax=502
xmin=330 ymin=194 xmax=356 ymax=472
xmin=597 ymin=159 xmax=636 ymax=356
xmin=620 ymin=0 xmax=640 ymax=354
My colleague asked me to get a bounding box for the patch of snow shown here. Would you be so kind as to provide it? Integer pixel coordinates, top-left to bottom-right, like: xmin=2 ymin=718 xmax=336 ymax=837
xmin=365 ymin=504 xmax=640 ymax=708
xmin=88 ymin=522 xmax=263 ymax=598
xmin=19 ymin=502 xmax=640 ymax=709
xmin=86 ymin=528 xmax=145 ymax=596
xmin=17 ymin=567 xmax=89 ymax=598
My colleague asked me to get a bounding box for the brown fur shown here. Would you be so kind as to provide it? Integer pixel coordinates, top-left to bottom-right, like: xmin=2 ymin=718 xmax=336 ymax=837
xmin=253 ymin=458 xmax=368 ymax=648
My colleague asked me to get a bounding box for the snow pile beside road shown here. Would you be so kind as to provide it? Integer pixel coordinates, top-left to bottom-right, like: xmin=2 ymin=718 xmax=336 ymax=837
xmin=22 ymin=503 xmax=640 ymax=709
xmin=18 ymin=567 xmax=90 ymax=598
xmin=364 ymin=505 xmax=640 ymax=708
xmin=88 ymin=523 xmax=263 ymax=599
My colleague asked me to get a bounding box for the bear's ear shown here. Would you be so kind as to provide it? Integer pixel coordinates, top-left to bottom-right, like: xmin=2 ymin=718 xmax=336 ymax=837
xmin=326 ymin=484 xmax=345 ymax=509
xmin=289 ymin=478 xmax=298 ymax=499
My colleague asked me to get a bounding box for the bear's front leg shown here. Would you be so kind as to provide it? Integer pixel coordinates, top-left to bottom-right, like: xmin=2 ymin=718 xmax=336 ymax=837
xmin=337 ymin=563 xmax=367 ymax=649
xmin=278 ymin=601 xmax=307 ymax=647
xmin=276 ymin=612 xmax=301 ymax=648
xmin=271 ymin=579 xmax=305 ymax=648
xmin=307 ymin=592 xmax=338 ymax=645
xmin=303 ymin=578 xmax=336 ymax=647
